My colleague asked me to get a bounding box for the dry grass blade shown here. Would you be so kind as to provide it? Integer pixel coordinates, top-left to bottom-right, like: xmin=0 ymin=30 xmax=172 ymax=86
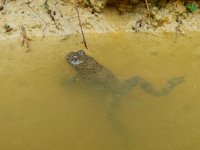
xmin=145 ymin=0 xmax=153 ymax=24
xmin=20 ymin=25 xmax=31 ymax=52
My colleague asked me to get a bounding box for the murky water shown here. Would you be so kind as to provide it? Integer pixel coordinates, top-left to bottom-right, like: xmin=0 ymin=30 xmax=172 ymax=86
xmin=0 ymin=32 xmax=200 ymax=150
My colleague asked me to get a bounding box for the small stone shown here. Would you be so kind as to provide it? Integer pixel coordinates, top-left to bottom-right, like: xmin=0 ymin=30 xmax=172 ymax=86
xmin=31 ymin=24 xmax=42 ymax=29
xmin=4 ymin=24 xmax=13 ymax=32
xmin=175 ymin=4 xmax=186 ymax=14
xmin=0 ymin=5 xmax=3 ymax=11
xmin=181 ymin=13 xmax=187 ymax=19
xmin=25 ymin=0 xmax=31 ymax=4
xmin=151 ymin=21 xmax=158 ymax=27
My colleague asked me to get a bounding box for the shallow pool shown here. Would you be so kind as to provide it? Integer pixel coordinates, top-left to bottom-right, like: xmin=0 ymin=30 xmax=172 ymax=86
xmin=0 ymin=32 xmax=200 ymax=150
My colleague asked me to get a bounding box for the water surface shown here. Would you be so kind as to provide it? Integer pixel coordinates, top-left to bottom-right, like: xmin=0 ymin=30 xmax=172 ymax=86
xmin=0 ymin=32 xmax=200 ymax=150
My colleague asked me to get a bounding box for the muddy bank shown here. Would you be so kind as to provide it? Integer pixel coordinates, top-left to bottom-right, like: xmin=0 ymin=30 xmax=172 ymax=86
xmin=0 ymin=0 xmax=200 ymax=40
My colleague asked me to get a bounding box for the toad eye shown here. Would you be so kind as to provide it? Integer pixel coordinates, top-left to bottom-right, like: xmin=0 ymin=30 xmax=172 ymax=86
xmin=78 ymin=50 xmax=85 ymax=56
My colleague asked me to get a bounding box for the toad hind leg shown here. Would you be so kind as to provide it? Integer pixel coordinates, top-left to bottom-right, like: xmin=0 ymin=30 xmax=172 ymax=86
xmin=124 ymin=76 xmax=185 ymax=96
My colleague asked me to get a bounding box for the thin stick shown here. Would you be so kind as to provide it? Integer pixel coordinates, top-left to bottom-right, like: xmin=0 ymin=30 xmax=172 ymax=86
xmin=145 ymin=0 xmax=154 ymax=26
xmin=145 ymin=0 xmax=151 ymax=17
xmin=44 ymin=0 xmax=59 ymax=29
xmin=74 ymin=0 xmax=88 ymax=49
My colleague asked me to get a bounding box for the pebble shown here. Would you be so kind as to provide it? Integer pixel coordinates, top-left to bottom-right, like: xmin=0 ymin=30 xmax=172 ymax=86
xmin=175 ymin=4 xmax=186 ymax=14
xmin=0 ymin=5 xmax=3 ymax=11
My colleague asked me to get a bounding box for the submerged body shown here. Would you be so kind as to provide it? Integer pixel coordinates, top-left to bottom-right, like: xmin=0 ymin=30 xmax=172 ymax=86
xmin=66 ymin=50 xmax=185 ymax=97
xmin=66 ymin=50 xmax=185 ymax=141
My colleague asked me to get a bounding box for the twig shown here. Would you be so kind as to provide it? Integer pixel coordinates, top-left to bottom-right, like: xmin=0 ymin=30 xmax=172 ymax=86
xmin=20 ymin=25 xmax=31 ymax=52
xmin=25 ymin=0 xmax=48 ymax=38
xmin=145 ymin=0 xmax=151 ymax=17
xmin=44 ymin=0 xmax=59 ymax=29
xmin=145 ymin=0 xmax=155 ymax=27
xmin=74 ymin=0 xmax=88 ymax=49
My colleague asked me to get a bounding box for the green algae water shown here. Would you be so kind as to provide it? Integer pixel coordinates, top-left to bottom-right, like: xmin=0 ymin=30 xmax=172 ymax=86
xmin=0 ymin=32 xmax=200 ymax=150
